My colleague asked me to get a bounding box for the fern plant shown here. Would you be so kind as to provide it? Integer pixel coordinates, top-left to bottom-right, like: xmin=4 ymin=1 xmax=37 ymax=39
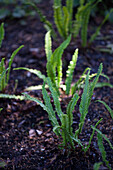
xmin=14 ymin=31 xmax=112 ymax=95
xmin=26 ymin=0 xmax=113 ymax=47
xmin=0 ymin=63 xmax=112 ymax=169
xmin=7 ymin=64 xmax=102 ymax=148
xmin=0 ymin=23 xmax=24 ymax=92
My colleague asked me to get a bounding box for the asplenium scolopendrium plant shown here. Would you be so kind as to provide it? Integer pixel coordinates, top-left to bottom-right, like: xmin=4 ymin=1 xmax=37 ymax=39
xmin=14 ymin=31 xmax=112 ymax=95
xmin=22 ymin=64 xmax=104 ymax=149
xmin=21 ymin=63 xmax=112 ymax=158
xmin=14 ymin=31 xmax=79 ymax=95
xmin=0 ymin=23 xmax=24 ymax=92
xmin=0 ymin=63 xmax=112 ymax=169
xmin=26 ymin=0 xmax=113 ymax=47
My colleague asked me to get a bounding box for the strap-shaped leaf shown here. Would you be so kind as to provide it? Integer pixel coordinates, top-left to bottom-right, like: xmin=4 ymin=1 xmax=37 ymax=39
xmin=0 ymin=94 xmax=25 ymax=100
xmin=51 ymin=34 xmax=71 ymax=66
xmin=67 ymin=93 xmax=79 ymax=115
xmin=61 ymin=114 xmax=68 ymax=147
xmin=76 ymin=70 xmax=90 ymax=136
xmin=54 ymin=0 xmax=64 ymax=38
xmin=91 ymin=126 xmax=113 ymax=150
xmin=46 ymin=78 xmax=63 ymax=122
xmin=79 ymin=70 xmax=90 ymax=120
xmin=51 ymin=35 xmax=71 ymax=87
xmin=0 ymin=23 xmax=4 ymax=48
xmin=0 ymin=68 xmax=8 ymax=91
xmin=96 ymin=100 xmax=113 ymax=119
xmin=71 ymin=67 xmax=90 ymax=95
xmin=90 ymin=8 xmax=113 ymax=43
xmin=88 ymin=63 xmax=103 ymax=106
xmin=26 ymin=2 xmax=56 ymax=38
xmin=97 ymin=133 xmax=111 ymax=170
xmin=95 ymin=82 xmax=113 ymax=88
xmin=65 ymin=48 xmax=78 ymax=94
xmin=46 ymin=61 xmax=56 ymax=86
xmin=66 ymin=93 xmax=79 ymax=135
xmin=42 ymin=83 xmax=59 ymax=127
xmin=0 ymin=58 xmax=5 ymax=73
xmin=14 ymin=67 xmax=46 ymax=81
xmin=45 ymin=31 xmax=56 ymax=86
xmin=7 ymin=45 xmax=24 ymax=83
xmin=45 ymin=31 xmax=52 ymax=62
xmin=84 ymin=118 xmax=103 ymax=152
xmin=66 ymin=0 xmax=73 ymax=32
xmin=81 ymin=7 xmax=91 ymax=47
xmin=93 ymin=162 xmax=102 ymax=170
xmin=62 ymin=6 xmax=69 ymax=39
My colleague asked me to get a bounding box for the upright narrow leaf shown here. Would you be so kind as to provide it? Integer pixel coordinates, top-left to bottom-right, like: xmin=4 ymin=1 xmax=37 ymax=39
xmin=45 ymin=31 xmax=52 ymax=62
xmin=7 ymin=45 xmax=24 ymax=83
xmin=65 ymin=49 xmax=78 ymax=94
xmin=46 ymin=78 xmax=63 ymax=122
xmin=0 ymin=23 xmax=4 ymax=48
xmin=51 ymin=34 xmax=71 ymax=87
xmin=97 ymin=133 xmax=111 ymax=170
xmin=96 ymin=100 xmax=113 ymax=119
xmin=88 ymin=63 xmax=103 ymax=106
xmin=62 ymin=6 xmax=69 ymax=39
xmin=66 ymin=0 xmax=73 ymax=32
xmin=66 ymin=93 xmax=79 ymax=135
xmin=42 ymin=83 xmax=59 ymax=127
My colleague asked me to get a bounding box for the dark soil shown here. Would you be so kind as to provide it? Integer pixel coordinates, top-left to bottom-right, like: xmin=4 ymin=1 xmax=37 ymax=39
xmin=0 ymin=0 xmax=113 ymax=169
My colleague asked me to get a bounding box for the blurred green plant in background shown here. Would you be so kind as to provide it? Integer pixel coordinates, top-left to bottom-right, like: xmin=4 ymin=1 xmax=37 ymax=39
xmin=0 ymin=0 xmax=41 ymax=19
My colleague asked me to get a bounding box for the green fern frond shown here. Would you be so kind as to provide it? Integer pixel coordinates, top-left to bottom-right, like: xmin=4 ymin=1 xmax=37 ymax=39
xmin=0 ymin=108 xmax=2 ymax=112
xmin=46 ymin=78 xmax=63 ymax=122
xmin=73 ymin=5 xmax=84 ymax=38
xmin=0 ymin=94 xmax=25 ymax=100
xmin=45 ymin=31 xmax=52 ymax=62
xmin=51 ymin=34 xmax=71 ymax=87
xmin=25 ymin=84 xmax=48 ymax=91
xmin=79 ymin=70 xmax=90 ymax=121
xmin=75 ymin=70 xmax=90 ymax=137
xmin=95 ymin=82 xmax=113 ymax=88
xmin=26 ymin=2 xmax=56 ymax=38
xmin=0 ymin=58 xmax=5 ymax=73
xmin=0 ymin=58 xmax=6 ymax=91
xmin=97 ymin=133 xmax=111 ymax=170
xmin=88 ymin=63 xmax=103 ymax=106
xmin=62 ymin=6 xmax=69 ymax=39
xmin=93 ymin=162 xmax=102 ymax=170
xmin=0 ymin=23 xmax=4 ymax=48
xmin=7 ymin=45 xmax=24 ymax=84
xmin=65 ymin=48 xmax=78 ymax=95
xmin=42 ymin=82 xmax=59 ymax=127
xmin=61 ymin=114 xmax=68 ymax=147
xmin=14 ymin=67 xmax=46 ymax=81
xmin=96 ymin=100 xmax=113 ymax=119
xmin=0 ymin=68 xmax=8 ymax=91
xmin=91 ymin=127 xmax=113 ymax=150
xmin=53 ymin=0 xmax=65 ymax=38
xmin=90 ymin=9 xmax=113 ymax=43
xmin=66 ymin=0 xmax=73 ymax=32
xmin=81 ymin=0 xmax=101 ymax=47
xmin=45 ymin=31 xmax=56 ymax=86
xmin=84 ymin=118 xmax=103 ymax=152
xmin=67 ymin=93 xmax=79 ymax=135
xmin=81 ymin=7 xmax=91 ymax=47
xmin=51 ymin=34 xmax=71 ymax=66
xmin=71 ymin=67 xmax=90 ymax=95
